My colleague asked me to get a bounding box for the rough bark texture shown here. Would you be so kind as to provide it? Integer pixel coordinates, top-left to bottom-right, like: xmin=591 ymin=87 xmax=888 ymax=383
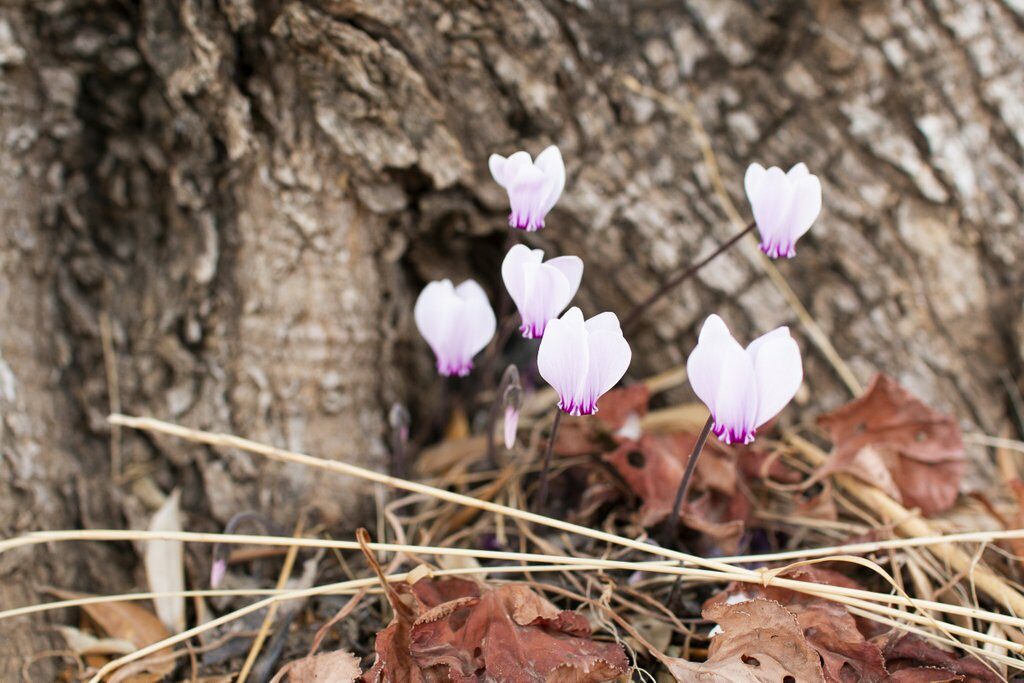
xmin=2 ymin=0 xmax=1023 ymax=672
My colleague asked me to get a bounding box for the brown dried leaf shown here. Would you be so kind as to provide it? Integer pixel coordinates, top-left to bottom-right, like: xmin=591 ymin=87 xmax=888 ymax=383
xmin=879 ymin=633 xmax=1001 ymax=683
xmin=817 ymin=374 xmax=965 ymax=516
xmin=364 ymin=578 xmax=628 ymax=682
xmin=286 ymin=650 xmax=361 ymax=682
xmin=706 ymin=568 xmax=887 ymax=683
xmin=410 ymin=583 xmax=628 ymax=682
xmin=604 ymin=433 xmax=735 ymax=526
xmin=664 ymin=598 xmax=825 ymax=682
xmin=555 ymin=385 xmax=650 ymax=456
xmin=604 ymin=433 xmax=747 ymax=552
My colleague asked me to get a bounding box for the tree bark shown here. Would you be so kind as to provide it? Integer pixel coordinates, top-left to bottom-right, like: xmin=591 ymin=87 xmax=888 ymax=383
xmin=2 ymin=0 xmax=1023 ymax=671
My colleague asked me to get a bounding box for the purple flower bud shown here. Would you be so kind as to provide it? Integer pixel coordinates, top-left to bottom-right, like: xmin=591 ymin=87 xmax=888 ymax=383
xmin=503 ymin=405 xmax=519 ymax=450
xmin=501 ymin=365 xmax=523 ymax=450
xmin=210 ymin=559 xmax=227 ymax=588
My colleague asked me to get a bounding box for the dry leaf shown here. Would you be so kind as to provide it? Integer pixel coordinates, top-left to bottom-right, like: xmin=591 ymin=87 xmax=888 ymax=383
xmin=706 ymin=568 xmax=887 ymax=682
xmin=555 ymin=385 xmax=650 ymax=456
xmin=46 ymin=588 xmax=170 ymax=649
xmin=286 ymin=650 xmax=361 ymax=682
xmin=145 ymin=488 xmax=186 ymax=632
xmin=363 ymin=578 xmax=628 ymax=682
xmin=57 ymin=625 xmax=136 ymax=656
xmin=879 ymin=633 xmax=1002 ymax=683
xmin=665 ymin=598 xmax=825 ymax=682
xmin=604 ymin=432 xmax=748 ymax=552
xmin=409 ymin=583 xmax=629 ymax=682
xmin=604 ymin=433 xmax=736 ymax=525
xmin=817 ymin=374 xmax=965 ymax=516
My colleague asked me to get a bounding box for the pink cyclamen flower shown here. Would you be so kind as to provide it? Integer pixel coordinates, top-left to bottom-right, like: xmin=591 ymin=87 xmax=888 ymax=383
xmin=744 ymin=162 xmax=822 ymax=259
xmin=538 ymin=307 xmax=631 ymax=416
xmin=686 ymin=314 xmax=802 ymax=445
xmin=489 ymin=145 xmax=565 ymax=231
xmin=502 ymin=244 xmax=583 ymax=338
xmin=414 ymin=279 xmax=496 ymax=377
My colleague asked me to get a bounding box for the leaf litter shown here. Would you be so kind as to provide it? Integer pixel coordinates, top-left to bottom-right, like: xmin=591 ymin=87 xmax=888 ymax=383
xmin=36 ymin=374 xmax=1024 ymax=681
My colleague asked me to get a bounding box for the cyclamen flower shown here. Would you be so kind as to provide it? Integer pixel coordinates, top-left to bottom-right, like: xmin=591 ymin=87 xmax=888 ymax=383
xmin=414 ymin=279 xmax=496 ymax=377
xmin=686 ymin=314 xmax=802 ymax=445
xmin=489 ymin=145 xmax=565 ymax=232
xmin=502 ymin=244 xmax=583 ymax=338
xmin=744 ymin=162 xmax=822 ymax=259
xmin=538 ymin=307 xmax=631 ymax=416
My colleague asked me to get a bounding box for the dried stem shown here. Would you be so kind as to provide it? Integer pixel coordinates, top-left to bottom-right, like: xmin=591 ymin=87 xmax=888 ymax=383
xmin=621 ymin=221 xmax=755 ymax=333
xmin=667 ymin=415 xmax=715 ymax=541
xmin=535 ymin=408 xmax=563 ymax=511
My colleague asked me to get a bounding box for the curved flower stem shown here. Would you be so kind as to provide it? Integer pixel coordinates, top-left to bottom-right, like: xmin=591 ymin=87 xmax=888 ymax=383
xmin=535 ymin=408 xmax=564 ymax=511
xmin=621 ymin=220 xmax=756 ymax=333
xmin=667 ymin=415 xmax=715 ymax=541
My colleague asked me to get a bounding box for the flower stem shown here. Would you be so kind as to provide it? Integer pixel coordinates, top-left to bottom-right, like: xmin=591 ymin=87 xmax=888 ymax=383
xmin=667 ymin=415 xmax=715 ymax=540
xmin=535 ymin=408 xmax=564 ymax=511
xmin=621 ymin=221 xmax=756 ymax=333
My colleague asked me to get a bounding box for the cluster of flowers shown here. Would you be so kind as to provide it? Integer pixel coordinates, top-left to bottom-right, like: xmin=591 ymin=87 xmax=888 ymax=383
xmin=415 ymin=146 xmax=821 ymax=445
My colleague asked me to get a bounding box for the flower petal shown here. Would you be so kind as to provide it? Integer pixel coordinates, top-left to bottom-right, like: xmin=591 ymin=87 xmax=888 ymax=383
xmin=534 ymin=145 xmax=565 ymax=216
xmin=584 ymin=311 xmax=622 ymax=334
xmin=745 ymin=325 xmax=791 ymax=358
xmin=495 ymin=151 xmax=533 ymax=188
xmin=414 ymin=279 xmax=457 ymax=354
xmin=584 ymin=327 xmax=631 ymax=410
xmin=686 ymin=315 xmax=741 ymax=417
xmin=785 ymin=174 xmax=822 ymax=242
xmin=751 ymin=331 xmax=802 ymax=428
xmin=711 ymin=343 xmax=758 ymax=442
xmin=518 ymin=262 xmax=571 ymax=337
xmin=786 ymin=162 xmax=810 ymax=180
xmin=501 ymin=244 xmax=543 ymax=311
xmin=744 ymin=163 xmax=767 ymax=201
xmin=488 ymin=153 xmax=509 ymax=187
xmin=749 ymin=166 xmax=796 ymax=237
xmin=538 ymin=307 xmax=589 ymax=413
xmin=454 ymin=279 xmax=496 ymax=360
xmin=454 ymin=278 xmax=490 ymax=308
xmin=545 ymin=255 xmax=583 ymax=300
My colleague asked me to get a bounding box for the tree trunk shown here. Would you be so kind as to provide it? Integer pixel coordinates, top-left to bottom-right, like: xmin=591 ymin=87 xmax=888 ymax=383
xmin=2 ymin=0 xmax=1023 ymax=671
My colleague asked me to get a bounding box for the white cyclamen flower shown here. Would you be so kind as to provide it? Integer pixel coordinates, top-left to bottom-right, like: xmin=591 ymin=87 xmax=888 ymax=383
xmin=538 ymin=307 xmax=631 ymax=416
xmin=489 ymin=145 xmax=565 ymax=232
xmin=501 ymin=244 xmax=583 ymax=339
xmin=414 ymin=279 xmax=496 ymax=377
xmin=686 ymin=314 xmax=802 ymax=445
xmin=744 ymin=162 xmax=822 ymax=259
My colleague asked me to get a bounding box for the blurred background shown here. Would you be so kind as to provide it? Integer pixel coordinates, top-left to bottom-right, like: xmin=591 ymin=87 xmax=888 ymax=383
xmin=1 ymin=0 xmax=1022 ymax=668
